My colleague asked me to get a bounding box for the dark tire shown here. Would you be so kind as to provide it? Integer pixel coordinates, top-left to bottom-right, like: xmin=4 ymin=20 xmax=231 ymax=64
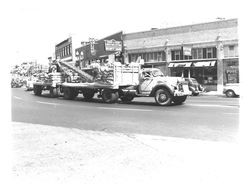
xmin=154 ymin=89 xmax=173 ymax=106
xmin=33 ymin=85 xmax=42 ymax=96
xmin=63 ymin=87 xmax=78 ymax=100
xmin=226 ymin=90 xmax=235 ymax=97
xmin=173 ymin=95 xmax=187 ymax=105
xmin=82 ymin=89 xmax=95 ymax=100
xmin=120 ymin=95 xmax=134 ymax=103
xmin=192 ymin=92 xmax=199 ymax=96
xmin=102 ymin=89 xmax=119 ymax=103
xmin=50 ymin=87 xmax=59 ymax=98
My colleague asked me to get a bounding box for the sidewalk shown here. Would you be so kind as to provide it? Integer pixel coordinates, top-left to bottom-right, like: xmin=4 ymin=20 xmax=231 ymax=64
xmin=200 ymin=91 xmax=224 ymax=96
xmin=11 ymin=122 xmax=244 ymax=196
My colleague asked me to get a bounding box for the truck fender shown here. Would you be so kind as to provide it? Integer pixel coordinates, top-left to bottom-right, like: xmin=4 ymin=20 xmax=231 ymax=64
xmin=149 ymin=84 xmax=173 ymax=97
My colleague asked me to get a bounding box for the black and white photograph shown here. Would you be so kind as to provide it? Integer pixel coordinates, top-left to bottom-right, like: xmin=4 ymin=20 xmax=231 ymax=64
xmin=2 ymin=0 xmax=249 ymax=195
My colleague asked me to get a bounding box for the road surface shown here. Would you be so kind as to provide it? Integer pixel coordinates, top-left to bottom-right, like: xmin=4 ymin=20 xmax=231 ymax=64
xmin=11 ymin=88 xmax=239 ymax=142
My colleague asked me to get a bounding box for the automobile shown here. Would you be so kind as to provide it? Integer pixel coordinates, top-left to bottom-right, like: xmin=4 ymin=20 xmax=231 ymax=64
xmin=223 ymin=83 xmax=239 ymax=97
xmin=184 ymin=77 xmax=205 ymax=96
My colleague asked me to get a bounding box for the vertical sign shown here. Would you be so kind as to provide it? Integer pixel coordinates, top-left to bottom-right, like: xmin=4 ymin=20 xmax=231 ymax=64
xmin=89 ymin=38 xmax=96 ymax=55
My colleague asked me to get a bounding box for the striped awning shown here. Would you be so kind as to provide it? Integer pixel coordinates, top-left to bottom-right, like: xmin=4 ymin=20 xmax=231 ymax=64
xmin=168 ymin=63 xmax=175 ymax=67
xmin=194 ymin=61 xmax=216 ymax=67
xmin=168 ymin=62 xmax=192 ymax=67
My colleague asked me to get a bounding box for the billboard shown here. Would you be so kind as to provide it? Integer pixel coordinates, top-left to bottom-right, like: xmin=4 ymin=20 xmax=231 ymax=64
xmin=183 ymin=46 xmax=192 ymax=56
xmin=104 ymin=39 xmax=122 ymax=51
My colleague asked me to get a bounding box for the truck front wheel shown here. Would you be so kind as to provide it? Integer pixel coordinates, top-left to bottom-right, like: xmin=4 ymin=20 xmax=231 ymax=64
xmin=154 ymin=89 xmax=173 ymax=106
xmin=102 ymin=89 xmax=119 ymax=103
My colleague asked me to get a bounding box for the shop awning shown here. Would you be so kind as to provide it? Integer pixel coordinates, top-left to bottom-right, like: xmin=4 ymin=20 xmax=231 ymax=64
xmin=172 ymin=62 xmax=192 ymax=67
xmin=194 ymin=61 xmax=216 ymax=67
xmin=168 ymin=63 xmax=175 ymax=67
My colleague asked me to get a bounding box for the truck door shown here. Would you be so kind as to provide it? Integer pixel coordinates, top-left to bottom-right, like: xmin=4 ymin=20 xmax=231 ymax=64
xmin=139 ymin=71 xmax=154 ymax=93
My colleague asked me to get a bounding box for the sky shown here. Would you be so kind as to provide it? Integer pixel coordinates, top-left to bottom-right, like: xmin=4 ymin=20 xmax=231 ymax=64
xmin=2 ymin=0 xmax=246 ymax=66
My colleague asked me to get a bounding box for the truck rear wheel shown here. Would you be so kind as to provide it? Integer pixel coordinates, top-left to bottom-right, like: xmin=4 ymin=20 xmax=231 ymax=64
xmin=154 ymin=89 xmax=173 ymax=106
xmin=63 ymin=87 xmax=78 ymax=100
xmin=102 ymin=89 xmax=119 ymax=103
xmin=82 ymin=89 xmax=95 ymax=100
xmin=33 ymin=85 xmax=42 ymax=96
xmin=120 ymin=95 xmax=134 ymax=103
xmin=173 ymin=95 xmax=187 ymax=105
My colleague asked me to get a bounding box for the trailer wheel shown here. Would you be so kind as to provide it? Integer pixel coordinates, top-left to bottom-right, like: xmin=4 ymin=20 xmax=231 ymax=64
xmin=82 ymin=89 xmax=95 ymax=100
xmin=120 ymin=95 xmax=134 ymax=103
xmin=173 ymin=95 xmax=187 ymax=105
xmin=50 ymin=87 xmax=59 ymax=98
xmin=72 ymin=89 xmax=79 ymax=99
xmin=154 ymin=89 xmax=173 ymax=106
xmin=102 ymin=89 xmax=119 ymax=103
xmin=63 ymin=87 xmax=77 ymax=100
xmin=33 ymin=85 xmax=42 ymax=96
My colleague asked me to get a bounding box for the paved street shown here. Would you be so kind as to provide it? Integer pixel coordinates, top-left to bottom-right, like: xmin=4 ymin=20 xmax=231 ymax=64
xmin=10 ymin=88 xmax=245 ymax=195
xmin=12 ymin=88 xmax=239 ymax=142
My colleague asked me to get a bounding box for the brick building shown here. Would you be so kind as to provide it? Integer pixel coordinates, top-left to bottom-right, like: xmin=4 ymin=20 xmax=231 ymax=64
xmin=55 ymin=36 xmax=82 ymax=62
xmin=123 ymin=19 xmax=239 ymax=92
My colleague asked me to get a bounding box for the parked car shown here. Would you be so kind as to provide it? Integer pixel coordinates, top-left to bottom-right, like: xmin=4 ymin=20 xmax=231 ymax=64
xmin=223 ymin=83 xmax=239 ymax=97
xmin=184 ymin=78 xmax=205 ymax=96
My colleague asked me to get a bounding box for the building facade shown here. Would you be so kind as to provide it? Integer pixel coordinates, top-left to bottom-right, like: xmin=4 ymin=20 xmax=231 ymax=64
xmin=123 ymin=19 xmax=239 ymax=92
xmin=55 ymin=36 xmax=82 ymax=62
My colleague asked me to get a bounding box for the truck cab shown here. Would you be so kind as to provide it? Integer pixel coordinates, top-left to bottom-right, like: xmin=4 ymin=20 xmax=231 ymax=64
xmin=121 ymin=68 xmax=190 ymax=106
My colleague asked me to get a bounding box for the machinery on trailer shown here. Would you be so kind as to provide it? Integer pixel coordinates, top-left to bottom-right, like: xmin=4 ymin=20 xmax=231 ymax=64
xmin=33 ymin=60 xmax=190 ymax=105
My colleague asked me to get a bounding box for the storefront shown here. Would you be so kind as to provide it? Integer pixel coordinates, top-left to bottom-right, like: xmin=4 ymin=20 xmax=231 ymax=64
xmin=169 ymin=61 xmax=217 ymax=91
xmin=223 ymin=58 xmax=239 ymax=84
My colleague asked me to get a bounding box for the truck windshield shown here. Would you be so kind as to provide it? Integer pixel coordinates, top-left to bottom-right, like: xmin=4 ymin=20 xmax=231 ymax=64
xmin=152 ymin=69 xmax=164 ymax=77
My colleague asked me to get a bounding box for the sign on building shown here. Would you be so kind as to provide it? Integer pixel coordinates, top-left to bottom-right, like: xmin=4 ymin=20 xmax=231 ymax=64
xmin=89 ymin=38 xmax=96 ymax=55
xmin=183 ymin=46 xmax=192 ymax=56
xmin=104 ymin=39 xmax=122 ymax=51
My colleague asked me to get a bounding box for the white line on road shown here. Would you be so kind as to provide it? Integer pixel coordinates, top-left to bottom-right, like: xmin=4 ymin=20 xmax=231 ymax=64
xmin=36 ymin=101 xmax=61 ymax=106
xmin=223 ymin=112 xmax=239 ymax=115
xmin=98 ymin=107 xmax=152 ymax=112
xmin=13 ymin=96 xmax=23 ymax=100
xmin=187 ymin=103 xmax=239 ymax=108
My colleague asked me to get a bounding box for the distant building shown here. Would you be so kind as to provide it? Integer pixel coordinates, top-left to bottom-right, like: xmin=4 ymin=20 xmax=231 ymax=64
xmin=123 ymin=19 xmax=239 ymax=92
xmin=55 ymin=36 xmax=82 ymax=62
xmin=75 ymin=31 xmax=123 ymax=67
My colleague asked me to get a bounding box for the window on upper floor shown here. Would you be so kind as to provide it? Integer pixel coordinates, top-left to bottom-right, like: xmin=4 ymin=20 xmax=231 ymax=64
xmin=171 ymin=50 xmax=181 ymax=61
xmin=192 ymin=48 xmax=203 ymax=59
xmin=157 ymin=52 xmax=163 ymax=61
xmin=224 ymin=45 xmax=238 ymax=58
xmin=206 ymin=48 xmax=213 ymax=58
